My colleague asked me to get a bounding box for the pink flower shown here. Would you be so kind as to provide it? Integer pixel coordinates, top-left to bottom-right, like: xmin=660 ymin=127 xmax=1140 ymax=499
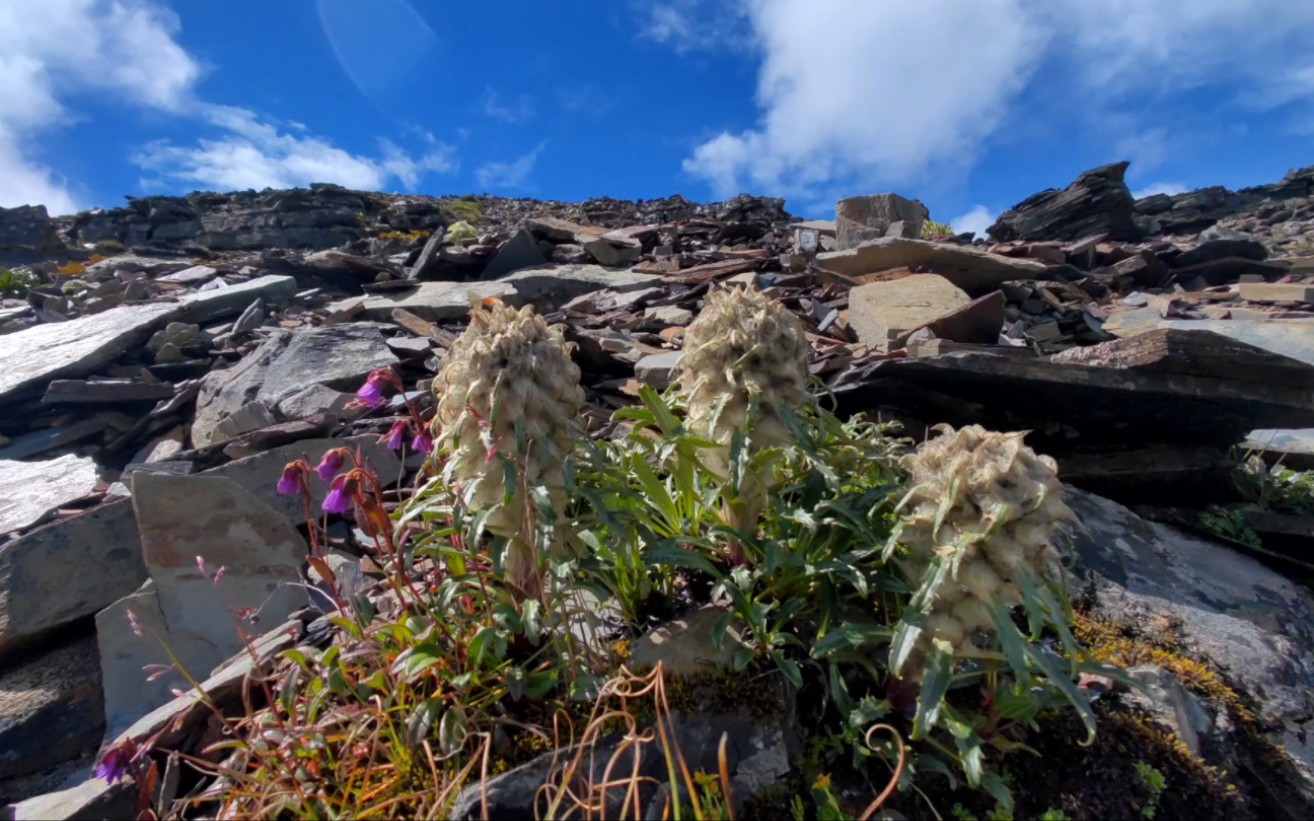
xmin=355 ymin=369 xmax=393 ymax=407
xmin=322 ymin=473 xmax=357 ymax=514
xmin=276 ymin=462 xmax=304 ymax=496
xmin=315 ymin=449 xmax=347 ymax=482
xmin=411 ymin=429 xmax=434 ymax=454
xmin=94 ymin=740 xmax=139 ymax=784
xmin=380 ymin=420 xmax=408 ymax=452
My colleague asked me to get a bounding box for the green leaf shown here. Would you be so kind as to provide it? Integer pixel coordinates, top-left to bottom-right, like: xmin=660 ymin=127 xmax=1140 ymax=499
xmin=989 ymin=597 xmax=1031 ymax=688
xmin=888 ymin=612 xmax=927 ymax=676
xmin=638 ymin=383 xmax=683 ymax=436
xmin=911 ymin=638 xmax=955 ymax=739
xmin=391 ymin=642 xmax=444 ymax=681
xmin=1024 ymin=643 xmax=1097 ymax=746
xmin=776 ymin=656 xmax=803 ymax=689
xmin=406 ymin=698 xmax=443 ymax=748
xmin=944 ymin=713 xmax=984 ymax=786
xmin=732 ymin=646 xmax=756 ymax=671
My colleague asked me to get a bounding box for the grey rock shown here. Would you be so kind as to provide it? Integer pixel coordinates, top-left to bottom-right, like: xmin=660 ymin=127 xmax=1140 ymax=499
xmin=0 ymin=302 xmax=179 ymax=404
xmin=274 ymin=383 xmax=359 ymax=421
xmin=499 ymin=264 xmax=663 ymax=311
xmin=178 ymin=274 xmax=297 ymax=323
xmin=582 ymin=236 xmax=642 ymax=267
xmin=147 ymin=322 xmax=199 ymax=353
xmin=643 ymin=305 xmax=693 ymax=326
xmin=815 ymin=237 xmax=1050 ymax=297
xmin=1155 ymin=319 xmax=1314 ymax=368
xmin=482 ymin=227 xmax=549 ymax=279
xmin=85 ymin=255 xmax=191 ymax=278
xmin=634 ymin=351 xmax=682 ymax=391
xmin=1064 ymin=485 xmax=1314 ymax=799
xmin=629 ymin=605 xmax=752 ymax=678
xmin=192 ymin=323 xmax=397 ymax=447
xmin=1124 ymin=665 xmax=1233 ymax=763
xmin=0 ymin=205 xmax=58 ymax=250
xmin=0 ymin=419 xmax=107 ymax=462
xmin=95 ymin=582 xmax=173 ymax=742
xmin=0 ymin=454 xmax=100 ymax=536
xmin=836 ymin=193 xmax=929 ymax=250
xmin=0 ymin=634 xmax=104 ymax=783
xmin=116 ymin=472 xmax=308 ymax=732
xmin=128 ymin=426 xmax=186 ymax=465
xmin=154 ymin=264 xmax=219 ymax=285
xmin=207 ymin=401 xmax=278 ymax=443
xmin=230 ymin=297 xmax=266 ymax=337
xmin=847 ymin=275 xmax=971 ymax=352
xmin=343 ymin=280 xmax=514 ymax=322
xmin=5 ymin=777 xmax=134 ymax=821
xmin=0 ymin=500 xmax=145 ymax=659
xmin=988 ymin=162 xmax=1141 ymax=243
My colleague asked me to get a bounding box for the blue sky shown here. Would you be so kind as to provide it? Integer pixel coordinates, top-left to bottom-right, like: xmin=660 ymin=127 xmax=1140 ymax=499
xmin=2 ymin=0 xmax=1313 ymax=234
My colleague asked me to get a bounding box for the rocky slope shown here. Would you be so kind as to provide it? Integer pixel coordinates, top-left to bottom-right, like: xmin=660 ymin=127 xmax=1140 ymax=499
xmin=2 ymin=162 xmax=1314 ymax=818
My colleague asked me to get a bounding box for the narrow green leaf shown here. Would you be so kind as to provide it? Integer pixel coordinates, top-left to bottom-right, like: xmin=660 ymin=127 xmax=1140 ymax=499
xmin=989 ymin=596 xmax=1031 ymax=688
xmin=911 ymin=638 xmax=955 ymax=739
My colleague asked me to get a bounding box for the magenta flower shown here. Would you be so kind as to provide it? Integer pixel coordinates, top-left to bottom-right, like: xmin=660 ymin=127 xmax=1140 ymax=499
xmin=411 ymin=429 xmax=434 ymax=454
xmin=355 ymin=370 xmax=392 ymax=407
xmin=94 ymin=741 xmax=136 ymax=784
xmin=315 ymin=449 xmax=347 ymax=482
xmin=380 ymin=420 xmax=408 ymax=452
xmin=276 ymin=463 xmax=304 ymax=496
xmin=322 ymin=474 xmax=356 ymax=514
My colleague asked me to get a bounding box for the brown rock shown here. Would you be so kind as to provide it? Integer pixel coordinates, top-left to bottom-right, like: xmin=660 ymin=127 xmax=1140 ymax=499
xmin=847 ymin=274 xmax=971 ymax=353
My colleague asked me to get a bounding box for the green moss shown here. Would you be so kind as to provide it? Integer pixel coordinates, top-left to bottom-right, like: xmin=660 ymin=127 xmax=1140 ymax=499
xmin=93 ymin=239 xmax=125 ymax=253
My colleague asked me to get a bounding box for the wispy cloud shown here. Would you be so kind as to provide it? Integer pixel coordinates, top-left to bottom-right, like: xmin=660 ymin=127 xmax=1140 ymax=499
xmin=1131 ymin=182 xmax=1188 ymax=200
xmin=0 ymin=0 xmax=200 ymax=213
xmin=634 ymin=0 xmax=752 ymax=53
xmin=950 ymin=205 xmax=997 ymax=239
xmin=670 ymin=0 xmax=1314 ymax=200
xmin=138 ymin=104 xmax=456 ymax=192
xmin=476 ymin=142 xmax=547 ymax=190
xmin=482 ymin=87 xmax=536 ymax=124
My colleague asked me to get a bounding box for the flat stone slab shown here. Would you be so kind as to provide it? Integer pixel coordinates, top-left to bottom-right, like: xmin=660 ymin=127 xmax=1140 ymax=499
xmin=346 ymin=280 xmax=514 ymax=322
xmin=847 ymin=274 xmax=971 ymax=352
xmin=178 ymin=274 xmax=298 ymax=323
xmin=498 ymin=264 xmax=662 ymax=310
xmin=0 ymin=302 xmax=179 ymax=403
xmin=816 ymin=237 xmax=1051 ymax=296
xmin=1156 ymin=319 xmax=1314 ymax=368
xmin=0 ymin=454 xmax=100 ymax=536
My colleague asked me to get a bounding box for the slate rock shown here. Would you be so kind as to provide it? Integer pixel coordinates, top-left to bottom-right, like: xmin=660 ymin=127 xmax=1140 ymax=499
xmin=988 ymin=162 xmax=1141 ymax=243
xmin=481 ymin=227 xmax=549 ymax=279
xmin=1064 ymin=485 xmax=1314 ymax=802
xmin=177 ymin=274 xmax=297 ymax=323
xmin=0 ymin=633 xmax=104 ymax=783
xmin=192 ymin=323 xmax=398 ymax=447
xmin=107 ymin=473 xmax=309 ymax=735
xmin=835 ymin=193 xmax=928 ymax=250
xmin=0 ymin=454 xmax=100 ymax=536
xmin=0 ymin=303 xmax=179 ymax=404
xmin=0 ymin=500 xmax=145 ymax=659
xmin=815 ymin=237 xmax=1050 ymax=296
xmin=628 ymin=605 xmax=750 ymax=678
xmin=0 ymin=205 xmax=59 ymax=250
xmin=4 ymin=776 xmax=134 ymax=821
xmin=847 ymin=274 xmax=971 ymax=352
xmin=344 ymin=280 xmax=514 ymax=322
xmin=498 ymin=264 xmax=663 ymax=311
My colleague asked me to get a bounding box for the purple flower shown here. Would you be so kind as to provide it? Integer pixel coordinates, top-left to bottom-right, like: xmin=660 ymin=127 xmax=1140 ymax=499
xmin=380 ymin=420 xmax=407 ymax=452
xmin=411 ymin=429 xmax=434 ymax=454
xmin=276 ymin=462 xmax=304 ymax=496
xmin=94 ymin=743 xmax=133 ymax=784
xmin=355 ymin=370 xmax=392 ymax=407
xmin=322 ymin=474 xmax=356 ymax=514
xmin=315 ymin=449 xmax=346 ymax=482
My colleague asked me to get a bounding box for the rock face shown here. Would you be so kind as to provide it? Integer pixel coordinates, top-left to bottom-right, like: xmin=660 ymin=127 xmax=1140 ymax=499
xmin=0 ymin=303 xmax=179 ymax=404
xmin=192 ymin=323 xmax=398 ymax=447
xmin=0 ymin=205 xmax=59 ymax=251
xmin=0 ymin=634 xmax=104 ymax=786
xmin=96 ymin=472 xmax=308 ymax=739
xmin=0 ymin=454 xmax=100 ymax=534
xmin=847 ymin=274 xmax=972 ymax=352
xmin=835 ymin=193 xmax=929 ymax=250
xmin=1063 ymin=485 xmax=1314 ymax=805
xmin=988 ymin=162 xmax=1141 ymax=243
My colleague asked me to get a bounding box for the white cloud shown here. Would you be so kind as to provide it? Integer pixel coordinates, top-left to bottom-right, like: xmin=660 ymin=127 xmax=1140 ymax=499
xmin=676 ymin=0 xmax=1314 ymax=200
xmin=137 ymin=104 xmax=456 ymax=192
xmin=636 ymin=0 xmax=750 ymax=53
xmin=0 ymin=0 xmax=199 ymax=213
xmin=950 ymin=206 xmax=997 ymax=239
xmin=482 ymin=87 xmax=535 ymax=124
xmin=1131 ymin=182 xmax=1188 ymax=200
xmin=682 ymin=0 xmax=1047 ymax=199
xmin=476 ymin=143 xmax=546 ymax=190
xmin=0 ymin=0 xmax=456 ymax=214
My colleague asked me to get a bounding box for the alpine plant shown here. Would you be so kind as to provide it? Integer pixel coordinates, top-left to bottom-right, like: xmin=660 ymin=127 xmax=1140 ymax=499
xmin=676 ymin=283 xmax=812 ymax=541
xmin=430 ymin=298 xmax=586 ymax=599
xmin=892 ymin=424 xmax=1076 ymax=665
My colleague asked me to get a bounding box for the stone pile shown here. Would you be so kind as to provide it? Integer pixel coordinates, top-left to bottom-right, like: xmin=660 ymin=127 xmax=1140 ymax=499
xmin=3 ymin=164 xmax=1314 ymax=816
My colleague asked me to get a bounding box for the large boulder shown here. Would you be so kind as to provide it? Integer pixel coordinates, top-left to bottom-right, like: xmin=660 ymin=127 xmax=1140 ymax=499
xmin=835 ymin=193 xmax=929 ymax=250
xmin=0 ymin=205 xmax=60 ymax=250
xmin=988 ymin=162 xmax=1141 ymax=243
